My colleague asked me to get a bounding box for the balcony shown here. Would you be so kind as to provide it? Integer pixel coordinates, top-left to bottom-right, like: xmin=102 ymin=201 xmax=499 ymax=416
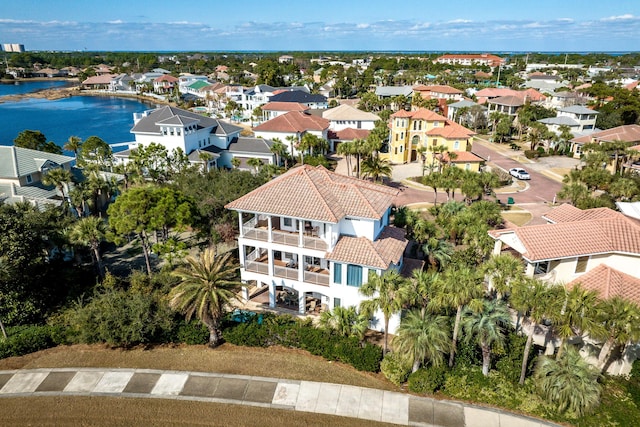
xmin=243 ymin=257 xmax=329 ymax=287
xmin=242 ymin=218 xmax=327 ymax=251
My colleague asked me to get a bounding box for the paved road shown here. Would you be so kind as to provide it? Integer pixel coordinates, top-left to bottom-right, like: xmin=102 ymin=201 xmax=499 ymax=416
xmin=472 ymin=139 xmax=564 ymax=205
xmin=0 ymin=368 xmax=559 ymax=427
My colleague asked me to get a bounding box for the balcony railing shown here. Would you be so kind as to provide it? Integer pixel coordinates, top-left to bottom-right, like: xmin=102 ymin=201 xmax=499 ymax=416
xmin=304 ymin=270 xmax=330 ymax=286
xmin=241 ymin=224 xmax=327 ymax=251
xmin=244 ymin=261 xmax=269 ymax=275
xmin=274 ymin=265 xmax=299 ymax=280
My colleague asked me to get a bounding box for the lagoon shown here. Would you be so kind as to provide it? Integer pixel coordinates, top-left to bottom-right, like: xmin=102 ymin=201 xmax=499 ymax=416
xmin=0 ymin=83 xmax=156 ymax=153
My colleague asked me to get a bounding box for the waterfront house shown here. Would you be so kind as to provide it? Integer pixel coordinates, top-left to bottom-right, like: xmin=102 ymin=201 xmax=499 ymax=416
xmin=253 ymin=111 xmax=330 ymax=158
xmin=225 ymin=164 xmax=408 ymax=333
xmin=117 ymin=106 xmax=274 ymax=170
xmin=0 ymin=146 xmax=74 ymax=208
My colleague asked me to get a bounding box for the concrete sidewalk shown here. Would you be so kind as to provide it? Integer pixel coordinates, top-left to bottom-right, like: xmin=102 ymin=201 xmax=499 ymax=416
xmin=0 ymin=368 xmax=559 ymax=427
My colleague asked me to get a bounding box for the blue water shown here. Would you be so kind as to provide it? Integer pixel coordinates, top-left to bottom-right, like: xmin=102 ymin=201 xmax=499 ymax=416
xmin=0 ymin=83 xmax=156 ymax=153
xmin=0 ymin=80 xmax=70 ymax=96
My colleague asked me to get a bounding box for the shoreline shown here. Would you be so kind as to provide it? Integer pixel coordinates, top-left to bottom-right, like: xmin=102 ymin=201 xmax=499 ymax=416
xmin=0 ymin=79 xmax=172 ymax=106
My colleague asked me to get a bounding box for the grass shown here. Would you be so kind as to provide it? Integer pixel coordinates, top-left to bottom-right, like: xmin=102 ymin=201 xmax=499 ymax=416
xmin=0 ymin=344 xmax=398 ymax=427
xmin=501 ymin=211 xmax=533 ymax=226
xmin=0 ymin=396 xmax=396 ymax=427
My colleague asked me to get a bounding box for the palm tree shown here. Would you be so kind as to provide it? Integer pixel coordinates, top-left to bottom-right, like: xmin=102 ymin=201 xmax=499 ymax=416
xmin=230 ymin=157 xmax=241 ymax=169
xmin=553 ymin=284 xmax=604 ymax=359
xmin=337 ymin=140 xmax=354 ymax=176
xmin=247 ymin=157 xmax=264 ymax=173
xmin=360 ymin=157 xmax=392 ymax=183
xmin=64 ymin=135 xmax=83 ymax=163
xmin=510 ymin=278 xmax=563 ymax=384
xmin=422 ymin=237 xmax=454 ymax=271
xmin=270 ymin=138 xmax=288 ymax=168
xmin=534 ymin=346 xmax=602 ymax=417
xmin=481 ymin=253 xmax=524 ymax=299
xmin=169 ymin=249 xmax=242 ymax=347
xmin=393 ymin=309 xmax=451 ymax=372
xmin=595 ymin=296 xmax=640 ymax=373
xmin=462 ymin=299 xmax=511 ymax=376
xmin=68 ymin=216 xmax=107 ymax=278
xmin=401 ymin=269 xmax=440 ymax=315
xmin=199 ymin=152 xmax=213 ymax=173
xmin=319 ymin=306 xmax=369 ymax=341
xmin=422 ymin=172 xmax=442 ymax=207
xmin=42 ymin=167 xmax=74 ymax=203
xmin=359 ymin=269 xmax=408 ymax=354
xmin=286 ymin=135 xmax=299 ymax=165
xmin=431 ymin=265 xmax=484 ymax=367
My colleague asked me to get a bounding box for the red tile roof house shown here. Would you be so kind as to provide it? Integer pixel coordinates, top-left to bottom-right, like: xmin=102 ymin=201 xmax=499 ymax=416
xmin=225 ymin=165 xmax=408 ymax=334
xmin=253 ymin=111 xmax=330 ymax=159
xmin=489 ymin=203 xmax=640 ymax=373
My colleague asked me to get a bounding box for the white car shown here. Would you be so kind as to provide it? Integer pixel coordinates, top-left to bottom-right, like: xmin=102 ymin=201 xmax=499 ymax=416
xmin=509 ymin=168 xmax=530 ymax=180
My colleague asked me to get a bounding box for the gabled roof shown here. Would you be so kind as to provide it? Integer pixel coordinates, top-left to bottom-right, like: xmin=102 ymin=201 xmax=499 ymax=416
xmin=490 ymin=206 xmax=640 ymax=261
xmin=188 ymin=80 xmax=211 ymax=90
xmin=225 ymin=165 xmax=399 ymax=223
xmin=448 ymin=100 xmax=483 ymax=109
xmin=542 ymin=204 xmax=619 ymax=224
xmin=538 ymin=116 xmax=580 ymax=127
xmin=253 ymin=111 xmax=329 ymax=133
xmin=374 ymin=86 xmax=413 ymax=97
xmin=326 ymin=226 xmax=408 ymax=269
xmin=426 ymin=122 xmax=476 ymax=139
xmin=261 ymin=102 xmax=309 ymax=112
xmin=440 ymin=151 xmax=484 ymax=163
xmin=154 ymin=75 xmax=178 ymax=83
xmin=82 ymin=74 xmax=117 ymax=85
xmin=130 ymin=106 xmax=242 ymax=135
xmin=0 ymin=146 xmax=74 ymax=179
xmin=412 ymin=84 xmax=463 ymax=94
xmin=328 ymin=128 xmax=371 ymax=141
xmin=228 ymin=137 xmax=274 ymax=155
xmin=487 ymin=95 xmax=524 ymax=107
xmin=391 ymin=108 xmax=447 ymax=121
xmin=268 ymin=90 xmax=327 ymax=104
xmin=568 ymin=264 xmax=640 ymax=305
xmin=560 ymin=105 xmax=599 ymax=115
xmin=322 ymin=104 xmax=380 ymax=122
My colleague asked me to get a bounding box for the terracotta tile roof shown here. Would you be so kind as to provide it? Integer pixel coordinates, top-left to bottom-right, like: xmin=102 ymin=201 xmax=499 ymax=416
xmin=630 ymin=144 xmax=640 ymax=151
xmin=489 ymin=213 xmax=640 ymax=261
xmin=487 ymin=95 xmax=525 ymax=107
xmin=571 ymin=125 xmax=640 ymax=144
xmin=412 ymin=85 xmax=463 ymax=94
xmin=326 ymin=226 xmax=408 ymax=269
xmin=568 ymin=264 xmax=640 ymax=304
xmin=155 ymin=75 xmax=178 ymax=82
xmin=225 ymin=165 xmax=399 ymax=222
xmin=543 ymin=204 xmax=620 ymax=223
xmin=391 ymin=108 xmax=448 ymax=121
xmin=82 ymin=74 xmax=117 ymax=85
xmin=426 ymin=121 xmax=476 ymax=138
xmin=253 ymin=111 xmax=329 ymax=133
xmin=328 ymin=128 xmax=371 ymax=141
xmin=440 ymin=151 xmax=484 ymax=163
xmin=261 ymin=102 xmax=309 ymax=112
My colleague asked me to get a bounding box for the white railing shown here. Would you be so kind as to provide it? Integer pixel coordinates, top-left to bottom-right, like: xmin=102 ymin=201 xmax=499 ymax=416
xmin=242 ymin=223 xmax=326 ymax=251
xmin=303 ymin=236 xmax=327 ymax=251
xmin=244 ymin=261 xmax=269 ymax=275
xmin=272 ymin=230 xmax=300 ymax=246
xmin=274 ymin=265 xmax=299 ymax=280
xmin=304 ymin=271 xmax=330 ymax=287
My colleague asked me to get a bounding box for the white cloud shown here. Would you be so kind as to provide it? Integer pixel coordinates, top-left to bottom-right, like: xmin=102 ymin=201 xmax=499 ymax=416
xmin=448 ymin=19 xmax=472 ymax=24
xmin=107 ymin=20 xmax=124 ymax=24
xmin=601 ymin=14 xmax=635 ymax=21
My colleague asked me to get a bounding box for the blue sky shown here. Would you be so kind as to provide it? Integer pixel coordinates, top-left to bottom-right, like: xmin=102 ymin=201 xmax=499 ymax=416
xmin=1 ymin=0 xmax=639 ymax=52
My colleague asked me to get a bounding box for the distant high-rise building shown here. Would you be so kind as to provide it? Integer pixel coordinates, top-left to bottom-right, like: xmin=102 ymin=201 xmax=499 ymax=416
xmin=2 ymin=44 xmax=26 ymax=53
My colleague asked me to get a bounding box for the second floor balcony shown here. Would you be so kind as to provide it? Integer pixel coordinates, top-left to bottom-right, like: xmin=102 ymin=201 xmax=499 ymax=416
xmin=241 ymin=215 xmax=327 ymax=251
xmin=244 ymin=252 xmax=330 ymax=287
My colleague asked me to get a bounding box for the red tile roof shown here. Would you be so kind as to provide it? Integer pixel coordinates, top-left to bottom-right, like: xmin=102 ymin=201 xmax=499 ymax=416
xmin=225 ymin=165 xmax=399 ymax=223
xmin=155 ymin=75 xmax=178 ymax=82
xmin=542 ymin=204 xmax=619 ymax=224
xmin=391 ymin=108 xmax=448 ymax=121
xmin=440 ymin=151 xmax=484 ymax=163
xmin=253 ymin=111 xmax=329 ymax=133
xmin=426 ymin=121 xmax=476 ymax=139
xmin=328 ymin=128 xmax=371 ymax=141
xmin=568 ymin=264 xmax=640 ymax=305
xmin=490 ymin=210 xmax=640 ymax=261
xmin=327 ymin=226 xmax=408 ymax=269
xmin=412 ymin=84 xmax=463 ymax=94
xmin=261 ymin=102 xmax=309 ymax=112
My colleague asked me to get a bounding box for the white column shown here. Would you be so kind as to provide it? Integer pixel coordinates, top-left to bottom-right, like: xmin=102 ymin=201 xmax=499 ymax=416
xmin=239 ymin=244 xmax=245 ymax=267
xmin=268 ymin=280 xmax=276 ymax=308
xmin=267 ymin=216 xmax=273 ymax=242
xmin=525 ymin=263 xmax=535 ymax=277
xmin=268 ymin=248 xmax=274 ymax=277
xmin=492 ymin=239 xmax=502 ymax=256
xmin=298 ymin=251 xmax=304 ymax=282
xmin=238 ymin=212 xmax=244 ymax=238
xmin=241 ymin=286 xmax=249 ymax=301
xmin=298 ymin=292 xmax=306 ymax=314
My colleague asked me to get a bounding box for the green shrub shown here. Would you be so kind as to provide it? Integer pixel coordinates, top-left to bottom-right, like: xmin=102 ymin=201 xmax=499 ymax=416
xmin=381 ymin=352 xmax=412 ymax=386
xmin=524 ymin=150 xmax=538 ymax=159
xmin=408 ymin=365 xmax=448 ymax=394
xmin=222 ymin=314 xmax=382 ymax=372
xmin=494 ymin=332 xmax=536 ymax=383
xmin=0 ymin=325 xmax=67 ymax=359
xmin=175 ymin=320 xmax=209 ymax=345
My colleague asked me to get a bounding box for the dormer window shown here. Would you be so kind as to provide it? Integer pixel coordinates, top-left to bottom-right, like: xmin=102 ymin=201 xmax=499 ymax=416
xmin=26 ymin=174 xmax=33 ymax=184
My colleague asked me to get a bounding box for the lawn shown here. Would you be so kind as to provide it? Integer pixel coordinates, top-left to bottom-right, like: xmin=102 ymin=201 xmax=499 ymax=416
xmin=0 ymin=343 xmax=398 ymax=427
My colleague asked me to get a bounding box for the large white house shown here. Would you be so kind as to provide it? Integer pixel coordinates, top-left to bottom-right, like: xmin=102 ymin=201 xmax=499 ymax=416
xmin=225 ymin=165 xmax=408 ymax=334
xmin=117 ymin=105 xmax=274 ymax=170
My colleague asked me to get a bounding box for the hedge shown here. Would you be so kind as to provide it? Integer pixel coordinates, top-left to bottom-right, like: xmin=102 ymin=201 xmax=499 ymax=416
xmin=222 ymin=313 xmax=382 ymax=372
xmin=0 ymin=325 xmax=68 ymax=359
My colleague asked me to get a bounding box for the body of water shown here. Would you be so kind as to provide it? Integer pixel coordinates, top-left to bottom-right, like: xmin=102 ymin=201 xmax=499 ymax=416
xmin=0 ymin=82 xmax=157 ymax=153
xmin=0 ymin=80 xmax=70 ymax=96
